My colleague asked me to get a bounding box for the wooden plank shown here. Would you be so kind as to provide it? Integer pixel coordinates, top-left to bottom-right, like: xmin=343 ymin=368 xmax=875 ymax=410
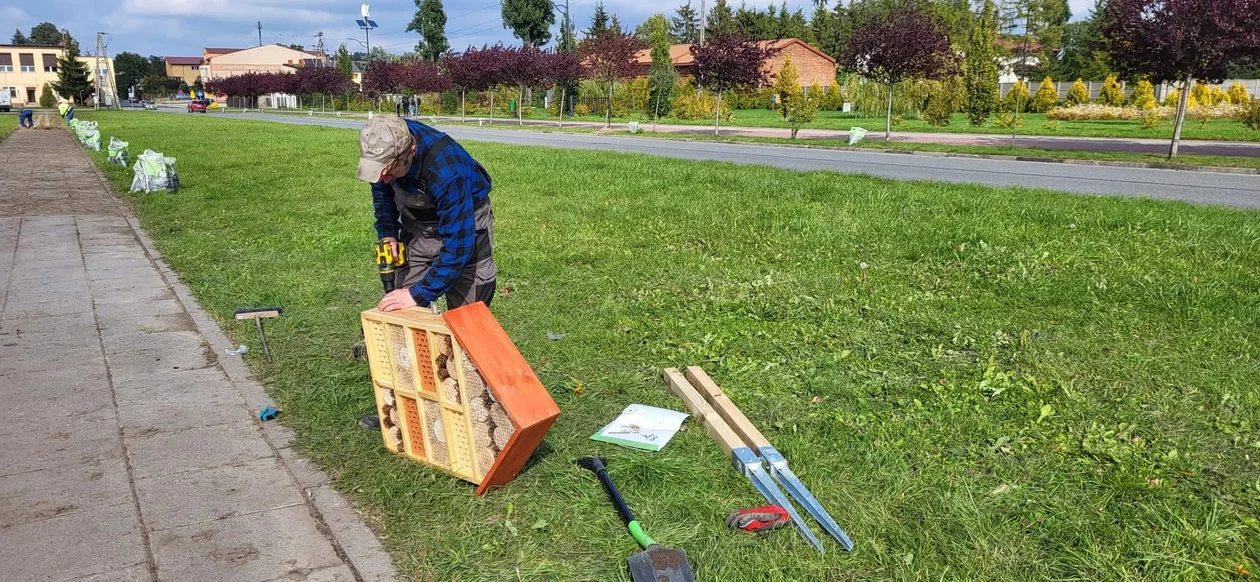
xmin=685 ymin=366 xmax=771 ymax=450
xmin=234 ymin=308 xmax=282 ymax=320
xmin=662 ymin=368 xmax=743 ymax=457
xmin=442 ymin=303 xmax=560 ymax=429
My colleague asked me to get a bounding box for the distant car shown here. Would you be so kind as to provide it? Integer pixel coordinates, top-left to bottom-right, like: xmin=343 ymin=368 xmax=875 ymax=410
xmin=188 ymin=99 xmax=208 ymax=113
xmin=142 ymin=101 xmax=157 ymax=110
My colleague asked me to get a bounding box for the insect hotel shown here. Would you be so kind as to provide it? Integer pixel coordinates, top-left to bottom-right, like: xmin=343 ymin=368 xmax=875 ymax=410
xmin=360 ymin=303 xmax=559 ymax=494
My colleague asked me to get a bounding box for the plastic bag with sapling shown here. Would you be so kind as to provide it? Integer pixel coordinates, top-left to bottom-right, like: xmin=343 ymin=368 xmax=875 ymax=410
xmin=107 ymin=137 xmax=129 ymax=166
xmin=130 ymin=150 xmax=180 ymax=193
xmin=83 ymin=129 xmax=101 ymax=151
xmin=591 ymin=404 xmax=689 ymax=452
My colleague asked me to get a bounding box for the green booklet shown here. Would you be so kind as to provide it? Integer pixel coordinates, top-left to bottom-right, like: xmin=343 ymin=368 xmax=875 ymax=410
xmin=590 ymin=404 xmax=690 ymax=452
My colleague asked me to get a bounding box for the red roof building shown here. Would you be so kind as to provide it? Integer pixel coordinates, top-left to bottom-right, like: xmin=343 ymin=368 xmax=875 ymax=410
xmin=633 ymin=38 xmax=837 ymax=87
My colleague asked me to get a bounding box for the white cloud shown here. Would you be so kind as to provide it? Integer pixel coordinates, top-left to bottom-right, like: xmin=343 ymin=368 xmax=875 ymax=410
xmin=0 ymin=4 xmax=31 ymax=22
xmin=119 ymin=0 xmax=337 ymax=24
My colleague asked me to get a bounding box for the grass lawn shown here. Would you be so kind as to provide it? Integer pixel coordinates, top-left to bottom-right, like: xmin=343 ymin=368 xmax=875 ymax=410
xmin=517 ymin=108 xmax=1260 ymax=142
xmin=0 ymin=114 xmax=17 ymax=139
xmin=81 ymin=110 xmax=1260 ymax=581
xmin=425 ymin=119 xmax=1260 ymax=171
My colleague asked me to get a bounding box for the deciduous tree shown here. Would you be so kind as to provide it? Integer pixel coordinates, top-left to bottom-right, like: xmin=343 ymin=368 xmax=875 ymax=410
xmin=409 ymin=0 xmax=449 ymax=61
xmin=578 ymin=29 xmax=646 ymax=127
xmin=545 ymin=50 xmax=586 ymax=126
xmin=502 ymin=0 xmax=553 ymax=46
xmin=842 ymin=8 xmax=958 ymax=140
xmin=113 ymin=52 xmax=151 ymax=97
xmin=500 ymin=44 xmax=547 ymax=124
xmin=692 ymin=33 xmax=775 ymax=134
xmin=1102 ymin=0 xmax=1260 ymax=157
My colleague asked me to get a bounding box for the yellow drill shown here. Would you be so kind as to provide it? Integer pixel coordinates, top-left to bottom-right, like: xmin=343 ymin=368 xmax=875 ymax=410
xmin=375 ymin=240 xmax=406 ymax=292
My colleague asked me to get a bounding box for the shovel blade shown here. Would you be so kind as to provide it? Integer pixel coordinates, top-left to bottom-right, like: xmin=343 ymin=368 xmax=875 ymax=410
xmin=627 ymin=545 xmax=694 ymax=582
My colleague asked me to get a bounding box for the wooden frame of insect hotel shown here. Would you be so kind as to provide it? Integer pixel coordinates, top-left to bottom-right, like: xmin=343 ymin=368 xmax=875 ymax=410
xmin=361 ymin=303 xmax=560 ymax=494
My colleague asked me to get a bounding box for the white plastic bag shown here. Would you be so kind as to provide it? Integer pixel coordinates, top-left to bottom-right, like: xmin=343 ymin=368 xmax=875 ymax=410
xmin=848 ymin=127 xmax=868 ymax=146
xmin=84 ymin=130 xmax=101 ymax=151
xmin=130 ymin=150 xmax=179 ymax=193
xmin=107 ymin=137 xmax=129 ymax=166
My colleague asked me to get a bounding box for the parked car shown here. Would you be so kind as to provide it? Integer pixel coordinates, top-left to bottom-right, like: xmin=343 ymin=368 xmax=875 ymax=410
xmin=142 ymin=101 xmax=157 ymax=110
xmin=0 ymin=91 xmax=10 ymax=112
xmin=188 ymin=99 xmax=208 ymax=113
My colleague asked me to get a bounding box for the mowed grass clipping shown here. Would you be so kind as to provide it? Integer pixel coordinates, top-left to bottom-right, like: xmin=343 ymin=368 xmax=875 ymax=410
xmin=82 ymin=111 xmax=1260 ymax=581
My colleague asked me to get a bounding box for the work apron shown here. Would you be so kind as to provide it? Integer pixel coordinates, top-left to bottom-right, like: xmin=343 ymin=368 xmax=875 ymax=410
xmin=390 ymin=179 xmax=497 ymax=308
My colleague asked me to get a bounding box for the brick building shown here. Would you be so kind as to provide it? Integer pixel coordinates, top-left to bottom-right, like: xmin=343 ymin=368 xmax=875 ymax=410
xmin=197 ymin=45 xmax=327 ymax=82
xmin=633 ymin=38 xmax=837 ymax=88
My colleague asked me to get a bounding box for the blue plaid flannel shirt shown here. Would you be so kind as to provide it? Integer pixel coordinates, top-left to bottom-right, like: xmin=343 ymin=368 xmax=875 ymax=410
xmin=371 ymin=120 xmax=491 ymax=306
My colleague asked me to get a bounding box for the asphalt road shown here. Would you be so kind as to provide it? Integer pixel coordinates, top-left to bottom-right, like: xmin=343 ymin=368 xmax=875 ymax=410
xmin=175 ymin=111 xmax=1260 ymax=209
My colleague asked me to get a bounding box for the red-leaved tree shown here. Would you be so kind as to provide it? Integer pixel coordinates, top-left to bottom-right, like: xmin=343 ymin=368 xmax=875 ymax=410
xmin=477 ymin=43 xmax=510 ymax=124
xmin=1102 ymin=0 xmax=1260 ymax=157
xmin=500 ymin=44 xmax=548 ymax=125
xmin=363 ymin=61 xmax=403 ymax=101
xmin=441 ymin=50 xmax=477 ymax=121
xmin=842 ymin=8 xmax=959 ymax=141
xmin=691 ymin=34 xmax=776 ymax=135
xmin=545 ymin=50 xmax=586 ymax=127
xmin=398 ymin=60 xmax=450 ymax=96
xmin=577 ymin=29 xmax=645 ymax=127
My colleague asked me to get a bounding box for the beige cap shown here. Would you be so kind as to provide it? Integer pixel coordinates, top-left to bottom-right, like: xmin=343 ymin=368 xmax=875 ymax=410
xmin=357 ymin=116 xmax=413 ymax=182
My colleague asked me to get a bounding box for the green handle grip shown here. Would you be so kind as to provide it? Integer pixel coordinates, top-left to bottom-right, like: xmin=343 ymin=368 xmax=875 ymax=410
xmin=627 ymin=520 xmax=656 ymax=549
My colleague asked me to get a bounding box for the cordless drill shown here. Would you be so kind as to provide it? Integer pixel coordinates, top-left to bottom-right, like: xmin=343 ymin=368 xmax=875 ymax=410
xmin=375 ymin=240 xmax=406 ymax=292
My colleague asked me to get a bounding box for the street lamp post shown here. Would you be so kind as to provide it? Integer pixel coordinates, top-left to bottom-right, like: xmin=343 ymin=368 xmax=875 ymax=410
xmin=356 ymin=4 xmax=378 ymax=63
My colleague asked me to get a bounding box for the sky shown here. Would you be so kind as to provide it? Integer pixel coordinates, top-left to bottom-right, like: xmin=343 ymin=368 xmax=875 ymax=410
xmin=0 ymin=0 xmax=1094 ymax=58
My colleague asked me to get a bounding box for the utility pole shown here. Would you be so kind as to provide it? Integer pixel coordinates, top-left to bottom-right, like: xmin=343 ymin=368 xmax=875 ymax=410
xmin=257 ymin=21 xmax=263 ymax=46
xmin=93 ymin=32 xmax=117 ymax=109
xmin=699 ymin=0 xmax=706 ymax=45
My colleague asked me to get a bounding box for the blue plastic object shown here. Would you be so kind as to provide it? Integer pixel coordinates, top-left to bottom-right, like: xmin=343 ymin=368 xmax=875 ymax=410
xmin=258 ymin=406 xmax=279 ymax=422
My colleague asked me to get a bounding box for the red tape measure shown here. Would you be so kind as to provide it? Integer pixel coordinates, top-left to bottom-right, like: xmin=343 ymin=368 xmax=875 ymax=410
xmin=725 ymin=505 xmax=791 ymax=533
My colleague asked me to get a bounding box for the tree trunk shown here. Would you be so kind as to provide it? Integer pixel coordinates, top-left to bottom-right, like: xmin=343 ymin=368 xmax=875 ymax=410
xmin=489 ymin=90 xmax=494 ymax=125
xmin=885 ymin=84 xmax=894 ymax=141
xmin=606 ymin=82 xmax=613 ymax=128
xmin=653 ymin=88 xmax=661 ymax=132
xmin=714 ymin=91 xmax=722 ymax=136
xmin=558 ymin=86 xmax=566 ymax=128
xmin=460 ymin=89 xmax=466 ymax=122
xmin=1170 ymin=76 xmax=1190 ymax=158
xmin=791 ymin=127 xmax=798 ymax=139
xmin=518 ymin=85 xmax=525 ymax=126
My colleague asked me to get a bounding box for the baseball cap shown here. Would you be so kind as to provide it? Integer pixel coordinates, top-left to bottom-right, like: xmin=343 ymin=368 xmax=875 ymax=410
xmin=357 ymin=116 xmax=413 ymax=182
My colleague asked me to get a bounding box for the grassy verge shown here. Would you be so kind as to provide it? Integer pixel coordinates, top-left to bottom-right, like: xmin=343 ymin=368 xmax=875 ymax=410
xmin=0 ymin=114 xmax=17 ymax=140
xmin=511 ymin=109 xmax=1260 ymax=142
xmin=422 ymin=119 xmax=1260 ymax=171
xmin=80 ymin=110 xmax=1260 ymax=581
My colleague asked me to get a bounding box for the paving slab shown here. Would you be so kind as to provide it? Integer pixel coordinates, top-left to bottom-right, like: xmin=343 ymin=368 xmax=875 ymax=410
xmin=0 ymin=121 xmax=395 ymax=582
xmin=0 ymin=458 xmax=133 ymax=527
xmin=126 ymin=420 xmax=275 ymax=479
xmin=150 ymin=505 xmax=343 ymax=582
xmin=134 ymin=457 xmax=306 ymax=531
xmin=0 ymin=502 xmax=147 ymax=582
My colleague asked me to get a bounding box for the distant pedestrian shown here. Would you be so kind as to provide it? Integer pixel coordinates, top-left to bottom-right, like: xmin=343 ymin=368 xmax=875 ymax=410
xmin=18 ymin=108 xmax=34 ymax=128
xmin=395 ymin=96 xmax=402 ymax=116
xmin=58 ymin=99 xmax=75 ymax=122
xmin=408 ymin=96 xmax=416 ymax=117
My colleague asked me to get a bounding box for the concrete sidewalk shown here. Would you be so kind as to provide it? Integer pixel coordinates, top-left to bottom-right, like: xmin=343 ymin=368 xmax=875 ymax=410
xmin=0 ymin=129 xmax=396 ymax=581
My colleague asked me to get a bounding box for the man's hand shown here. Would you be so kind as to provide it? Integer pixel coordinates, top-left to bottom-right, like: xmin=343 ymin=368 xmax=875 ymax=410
xmin=381 ymin=237 xmax=399 ymax=259
xmin=378 ymin=288 xmax=418 ymax=312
